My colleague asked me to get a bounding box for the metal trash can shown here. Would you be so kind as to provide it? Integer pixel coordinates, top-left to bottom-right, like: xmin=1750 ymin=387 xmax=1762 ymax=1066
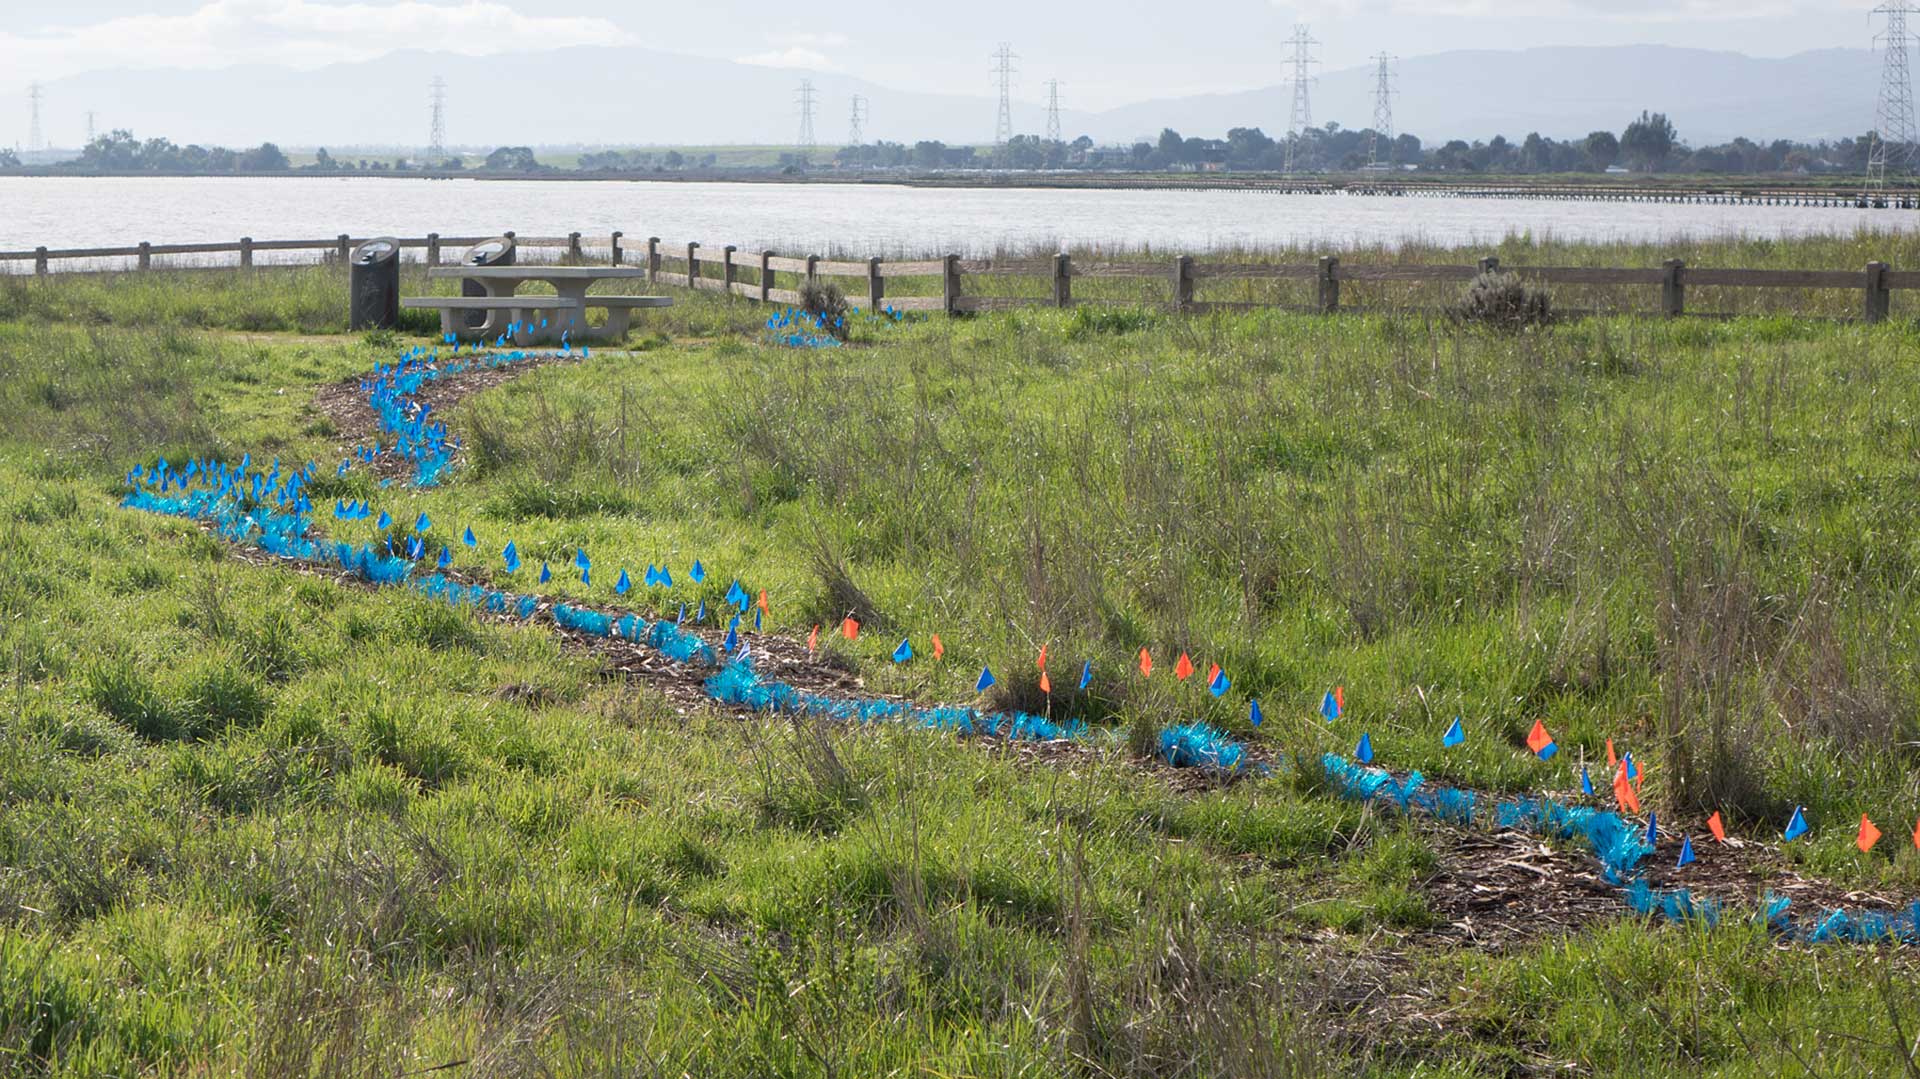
xmin=348 ymin=237 xmax=400 ymax=331
xmin=461 ymin=235 xmax=516 ymax=328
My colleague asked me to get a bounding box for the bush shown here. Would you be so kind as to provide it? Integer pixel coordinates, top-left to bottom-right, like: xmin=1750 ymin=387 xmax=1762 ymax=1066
xmin=1453 ymin=270 xmax=1551 ymax=329
xmin=797 ymin=279 xmax=850 ymax=340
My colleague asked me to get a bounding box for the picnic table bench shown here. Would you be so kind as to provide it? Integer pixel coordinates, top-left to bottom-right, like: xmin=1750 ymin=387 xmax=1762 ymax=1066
xmin=417 ymin=266 xmax=672 ymax=345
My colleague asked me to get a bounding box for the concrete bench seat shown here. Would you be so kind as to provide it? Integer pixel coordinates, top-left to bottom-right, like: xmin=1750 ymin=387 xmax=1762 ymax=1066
xmin=562 ymin=295 xmax=674 ymax=338
xmin=402 ymin=296 xmax=580 ymax=345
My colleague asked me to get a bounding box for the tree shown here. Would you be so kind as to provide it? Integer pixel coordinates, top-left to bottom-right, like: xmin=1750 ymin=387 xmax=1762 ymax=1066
xmin=313 ymin=147 xmax=335 ymax=170
xmin=1620 ymin=111 xmax=1677 ymax=172
xmin=1584 ymin=130 xmax=1620 ymax=171
xmin=0 ymin=147 xmax=19 ymax=169
xmin=484 ymin=146 xmax=539 ymax=171
xmin=240 ymin=142 xmax=289 ymax=171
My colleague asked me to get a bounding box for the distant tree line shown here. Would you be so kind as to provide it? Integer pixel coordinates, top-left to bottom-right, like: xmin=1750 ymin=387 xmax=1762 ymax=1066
xmin=60 ymin=130 xmax=293 ymax=172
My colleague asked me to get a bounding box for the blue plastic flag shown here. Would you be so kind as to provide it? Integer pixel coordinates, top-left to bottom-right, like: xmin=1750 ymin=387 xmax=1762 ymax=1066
xmin=581 ymin=566 xmax=591 ymax=585
xmin=724 ymin=625 xmax=739 ymax=653
xmin=1079 ymin=660 xmax=1092 ymax=691
xmin=437 ymin=546 xmax=452 ymax=569
xmin=415 ymin=513 xmax=431 ymax=532
xmin=657 ymin=566 xmax=672 ymax=587
xmin=503 ymin=541 xmax=520 ymax=572
xmin=539 ymin=562 xmax=551 ymax=584
xmin=644 ymin=565 xmax=659 ymax=588
xmin=689 ymin=559 xmax=706 ymax=583
xmin=1581 ymin=765 xmax=1595 ymax=796
xmin=728 ymin=613 xmax=741 ymax=632
xmin=1677 ymin=835 xmax=1696 ymax=867
xmin=1250 ymin=699 xmax=1263 ymax=727
xmin=1321 ymin=691 xmax=1340 ymax=721
xmin=376 ymin=511 xmax=392 ymax=530
xmin=1442 ymin=717 xmax=1465 ymax=747
xmin=406 ymin=536 xmax=423 ymax=560
xmin=676 ymin=603 xmax=686 ymax=625
xmin=615 ymin=569 xmax=631 ymax=595
xmin=575 ymin=548 xmax=590 ymax=570
xmin=1784 ymin=806 xmax=1809 ymax=842
xmin=1209 ymin=669 xmax=1230 ymax=697
xmin=462 ymin=526 xmax=476 ymax=548
xmin=753 ymin=608 xmax=762 ymax=631
xmin=975 ymin=666 xmax=996 ymax=693
xmin=726 ymin=581 xmax=745 ymax=607
xmin=696 ymin=599 xmax=706 ymax=623
xmin=892 ymin=638 xmax=913 ymax=663
xmin=1356 ymin=733 xmax=1374 ymax=764
xmin=1645 ymin=811 xmax=1658 ymax=849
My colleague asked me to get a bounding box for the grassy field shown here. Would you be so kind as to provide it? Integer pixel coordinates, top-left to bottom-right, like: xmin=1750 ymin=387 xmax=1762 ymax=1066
xmin=2 ymin=245 xmax=1920 ymax=1076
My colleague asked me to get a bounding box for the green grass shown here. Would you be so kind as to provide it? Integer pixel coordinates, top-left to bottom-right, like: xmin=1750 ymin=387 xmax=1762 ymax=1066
xmin=2 ymin=247 xmax=1920 ymax=1075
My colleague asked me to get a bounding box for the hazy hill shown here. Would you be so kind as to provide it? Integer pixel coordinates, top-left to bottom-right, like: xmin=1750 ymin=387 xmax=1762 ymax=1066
xmin=13 ymin=43 xmax=1876 ymax=152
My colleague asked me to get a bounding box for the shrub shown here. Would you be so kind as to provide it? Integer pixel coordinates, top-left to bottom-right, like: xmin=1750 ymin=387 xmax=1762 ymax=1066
xmin=797 ymin=279 xmax=850 ymax=340
xmin=1453 ymin=270 xmax=1551 ymax=329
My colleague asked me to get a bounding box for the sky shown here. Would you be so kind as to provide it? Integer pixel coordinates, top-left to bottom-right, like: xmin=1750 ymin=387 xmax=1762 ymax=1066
xmin=2 ymin=0 xmax=1887 ymax=115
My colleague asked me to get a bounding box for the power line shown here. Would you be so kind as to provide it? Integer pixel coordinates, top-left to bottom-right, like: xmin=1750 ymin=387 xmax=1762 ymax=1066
xmin=1368 ymin=54 xmax=1396 ymax=169
xmin=1045 ymin=79 xmax=1062 ymax=143
xmin=848 ymin=94 xmax=866 ymax=145
xmin=796 ymin=79 xmax=817 ymax=156
xmin=992 ymin=43 xmax=1018 ymax=145
xmin=1282 ymin=25 xmax=1318 ymax=176
xmin=27 ymin=83 xmax=43 ymax=154
xmin=1869 ymin=4 xmax=1917 ymax=188
xmin=428 ymin=76 xmax=447 ymax=162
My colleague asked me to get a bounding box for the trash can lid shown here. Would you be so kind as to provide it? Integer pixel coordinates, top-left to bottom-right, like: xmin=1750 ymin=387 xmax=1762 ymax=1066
xmin=468 ymin=239 xmax=509 ymax=264
xmin=354 ymin=238 xmax=398 ymax=264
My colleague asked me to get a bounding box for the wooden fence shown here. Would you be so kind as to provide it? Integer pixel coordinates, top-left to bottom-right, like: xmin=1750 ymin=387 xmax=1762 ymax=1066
xmin=2 ymin=230 xmax=1913 ymax=322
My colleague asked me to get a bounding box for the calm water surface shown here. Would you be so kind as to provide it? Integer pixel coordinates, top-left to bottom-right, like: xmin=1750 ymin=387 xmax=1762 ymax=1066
xmin=2 ymin=176 xmax=1913 ymax=255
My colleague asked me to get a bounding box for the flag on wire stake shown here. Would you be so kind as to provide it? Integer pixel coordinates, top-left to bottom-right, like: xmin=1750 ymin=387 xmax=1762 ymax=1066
xmin=1581 ymin=764 xmax=1595 ymax=797
xmin=1321 ymin=691 xmax=1340 ymax=722
xmin=1139 ymin=648 xmax=1153 ymax=678
xmin=462 ymin=526 xmax=476 ymax=547
xmin=1355 ymin=733 xmax=1374 ymax=764
xmin=841 ymin=617 xmax=859 ymax=641
xmin=1644 ymin=811 xmax=1657 ymax=849
xmin=415 ymin=513 xmax=431 ymax=532
xmin=1442 ymin=717 xmax=1465 ymax=747
xmin=376 ymin=510 xmax=392 ymax=530
xmin=615 ymin=569 xmax=631 ymax=595
xmin=1079 ymin=660 xmax=1092 ymax=691
xmin=1249 ymin=699 xmax=1263 ymax=727
xmin=1858 ymin=815 xmax=1882 ymax=853
xmin=1036 ymin=644 xmax=1048 ymax=670
xmin=753 ymin=608 xmax=762 ymax=631
xmin=689 ymin=559 xmax=706 ymax=583
xmin=437 ymin=547 xmax=451 ymax=569
xmin=1526 ymin=719 xmax=1557 ymax=761
xmin=1708 ymin=812 xmax=1726 ymax=842
xmin=1784 ymin=806 xmax=1809 ymax=842
xmin=1039 ymin=669 xmax=1051 ymax=694
xmin=503 ymin=542 xmax=520 ymax=573
xmin=723 ymin=625 xmax=738 ymax=653
xmin=1677 ymin=835 xmax=1696 ymax=867
xmin=539 ymin=562 xmax=551 ymax=584
xmin=807 ymin=624 xmax=820 ymax=655
xmin=1612 ymin=762 xmax=1641 ymax=815
xmin=892 ymin=638 xmax=912 ymax=663
xmin=758 ymin=590 xmax=769 ymax=614
xmin=1335 ymin=685 xmax=1345 ymax=713
xmin=1209 ymin=668 xmax=1229 ymax=697
xmin=1174 ymin=653 xmax=1194 ymax=681
xmin=975 ymin=666 xmax=996 ymax=693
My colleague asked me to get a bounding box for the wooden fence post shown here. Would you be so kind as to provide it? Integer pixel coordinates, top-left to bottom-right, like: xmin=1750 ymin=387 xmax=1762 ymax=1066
xmin=1477 ymin=256 xmax=1500 ymax=275
xmin=34 ymin=247 xmax=48 ymax=276
xmin=867 ymin=256 xmax=883 ymax=310
xmin=1317 ymin=255 xmax=1341 ymax=313
xmin=805 ymin=255 xmax=819 ymax=288
xmin=647 ymin=237 xmax=660 ymax=283
xmin=1053 ymin=253 xmax=1072 ymax=308
xmin=568 ymin=231 xmax=583 ymax=261
xmin=942 ymin=254 xmax=962 ymax=316
xmin=760 ymin=251 xmax=774 ymax=303
xmin=138 ymin=242 xmax=151 ymax=271
xmin=425 ymin=233 xmax=439 ymax=268
xmin=337 ymin=234 xmax=351 ymax=263
xmin=1865 ymin=261 xmax=1891 ymax=324
xmin=686 ymin=243 xmax=700 ymax=289
xmin=610 ymin=231 xmax=623 ymax=266
xmin=1662 ymin=259 xmax=1686 ymax=318
xmin=239 ymin=237 xmax=254 ymax=270
xmin=724 ymin=245 xmax=738 ymax=294
xmin=1172 ymin=255 xmax=1195 ymax=313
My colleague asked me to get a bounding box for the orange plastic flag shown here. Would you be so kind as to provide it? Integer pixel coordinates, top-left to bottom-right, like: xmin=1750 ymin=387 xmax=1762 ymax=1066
xmin=1139 ymin=648 xmax=1153 ymax=678
xmin=1174 ymin=653 xmax=1194 ymax=681
xmin=1913 ymin=817 xmax=1920 ymax=852
xmin=1206 ymin=662 xmax=1221 ymax=685
xmin=1606 ymin=739 xmax=1618 ymax=768
xmin=1858 ymin=815 xmax=1883 ymax=853
xmin=808 ymin=624 xmax=819 ymax=654
xmin=1335 ymin=685 xmax=1345 ymax=712
xmin=1036 ymin=643 xmax=1048 ymax=669
xmin=1039 ymin=670 xmax=1052 ymax=694
xmin=1612 ymin=764 xmax=1641 ymax=815
xmin=1525 ymin=719 xmax=1554 ymax=756
xmin=1707 ymin=811 xmax=1726 ymax=843
xmin=758 ymin=589 xmax=770 ymax=614
xmin=931 ymin=633 xmax=944 ymax=660
xmin=841 ymin=617 xmax=859 ymax=641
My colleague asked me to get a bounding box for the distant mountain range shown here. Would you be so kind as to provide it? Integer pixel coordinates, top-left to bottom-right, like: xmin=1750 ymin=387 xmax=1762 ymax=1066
xmin=11 ymin=44 xmax=1878 ymax=152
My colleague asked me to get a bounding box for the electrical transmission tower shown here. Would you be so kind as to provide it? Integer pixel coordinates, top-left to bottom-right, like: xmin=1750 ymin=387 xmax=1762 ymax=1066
xmin=27 ymin=83 xmax=44 ymax=154
xmin=848 ymin=94 xmax=866 ymax=145
xmin=1281 ymin=26 xmax=1318 ymax=175
xmin=1367 ymin=54 xmax=1396 ymax=168
xmin=1869 ymin=4 xmax=1918 ymax=188
xmin=796 ymin=80 xmax=818 ymax=156
xmin=992 ymin=43 xmax=1018 ymax=145
xmin=1045 ymin=80 xmax=1062 ymax=143
xmin=428 ymin=76 xmax=447 ymax=162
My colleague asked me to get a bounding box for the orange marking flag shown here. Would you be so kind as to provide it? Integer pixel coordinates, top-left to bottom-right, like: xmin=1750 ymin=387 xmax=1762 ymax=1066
xmin=931 ymin=634 xmax=944 ymax=660
xmin=1335 ymin=686 xmax=1345 ymax=712
xmin=1525 ymin=720 xmax=1554 ymax=756
xmin=1174 ymin=653 xmax=1195 ymax=681
xmin=841 ymin=617 xmax=860 ymax=641
xmin=1859 ymin=815 xmax=1883 ymax=854
xmin=1036 ymin=644 xmax=1048 ymax=669
xmin=1139 ymin=648 xmax=1153 ymax=678
xmin=1913 ymin=817 xmax=1920 ymax=851
xmin=758 ymin=589 xmax=770 ymax=614
xmin=1707 ymin=812 xmax=1726 ymax=843
xmin=1606 ymin=739 xmax=1618 ymax=769
xmin=1611 ymin=763 xmax=1641 ymax=815
xmin=1039 ymin=670 xmax=1052 ymax=694
xmin=808 ymin=624 xmax=820 ymax=655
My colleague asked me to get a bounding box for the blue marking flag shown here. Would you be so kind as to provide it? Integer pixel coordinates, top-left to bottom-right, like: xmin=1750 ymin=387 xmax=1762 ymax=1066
xmin=975 ymin=666 xmax=996 ymax=693
xmin=1079 ymin=660 xmax=1092 ymax=691
xmin=437 ymin=547 xmax=452 ymax=569
xmin=726 ymin=581 xmax=745 ymax=608
xmin=1356 ymin=733 xmax=1374 ymax=764
xmin=657 ymin=566 xmax=672 ymax=587
xmin=1321 ymin=690 xmax=1340 ymax=721
xmin=1677 ymin=835 xmax=1696 ymax=867
xmin=644 ymin=565 xmax=660 ymax=588
xmin=1208 ymin=668 xmax=1230 ymax=698
xmin=415 ymin=513 xmax=431 ymax=532
xmin=753 ymin=608 xmax=762 ymax=631
xmin=581 ymin=566 xmax=591 ymax=585
xmin=376 ymin=510 xmax=392 ymax=530
xmin=892 ymin=638 xmax=913 ymax=663
xmin=1581 ymin=765 xmax=1595 ymax=797
xmin=575 ymin=548 xmax=590 ymax=570
xmin=462 ymin=526 xmax=477 ymax=548
xmin=676 ymin=603 xmax=686 ymax=625
xmin=539 ymin=562 xmax=551 ymax=584
xmin=406 ymin=536 xmax=423 ymax=560
xmin=503 ymin=541 xmax=520 ymax=573
xmin=689 ymin=559 xmax=706 ymax=583
xmin=1250 ymin=699 xmax=1264 ymax=727
xmin=724 ymin=625 xmax=739 ymax=653
xmin=697 ymin=599 xmax=706 ymax=623
xmin=1442 ymin=716 xmax=1465 ymax=747
xmin=615 ymin=569 xmax=631 ymax=595
xmin=1784 ymin=806 xmax=1809 ymax=842
xmin=1644 ymin=811 xmax=1658 ymax=849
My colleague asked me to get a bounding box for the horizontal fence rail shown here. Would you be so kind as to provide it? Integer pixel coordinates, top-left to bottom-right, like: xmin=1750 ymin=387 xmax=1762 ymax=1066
xmin=3 ymin=230 xmax=1913 ymax=322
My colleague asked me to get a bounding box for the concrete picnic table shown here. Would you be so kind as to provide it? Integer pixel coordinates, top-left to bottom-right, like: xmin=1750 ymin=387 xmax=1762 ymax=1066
xmin=423 ymin=265 xmax=672 ymax=344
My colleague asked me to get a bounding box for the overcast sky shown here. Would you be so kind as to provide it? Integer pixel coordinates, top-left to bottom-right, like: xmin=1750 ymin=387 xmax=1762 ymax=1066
xmin=3 ymin=0 xmax=1888 ymax=112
